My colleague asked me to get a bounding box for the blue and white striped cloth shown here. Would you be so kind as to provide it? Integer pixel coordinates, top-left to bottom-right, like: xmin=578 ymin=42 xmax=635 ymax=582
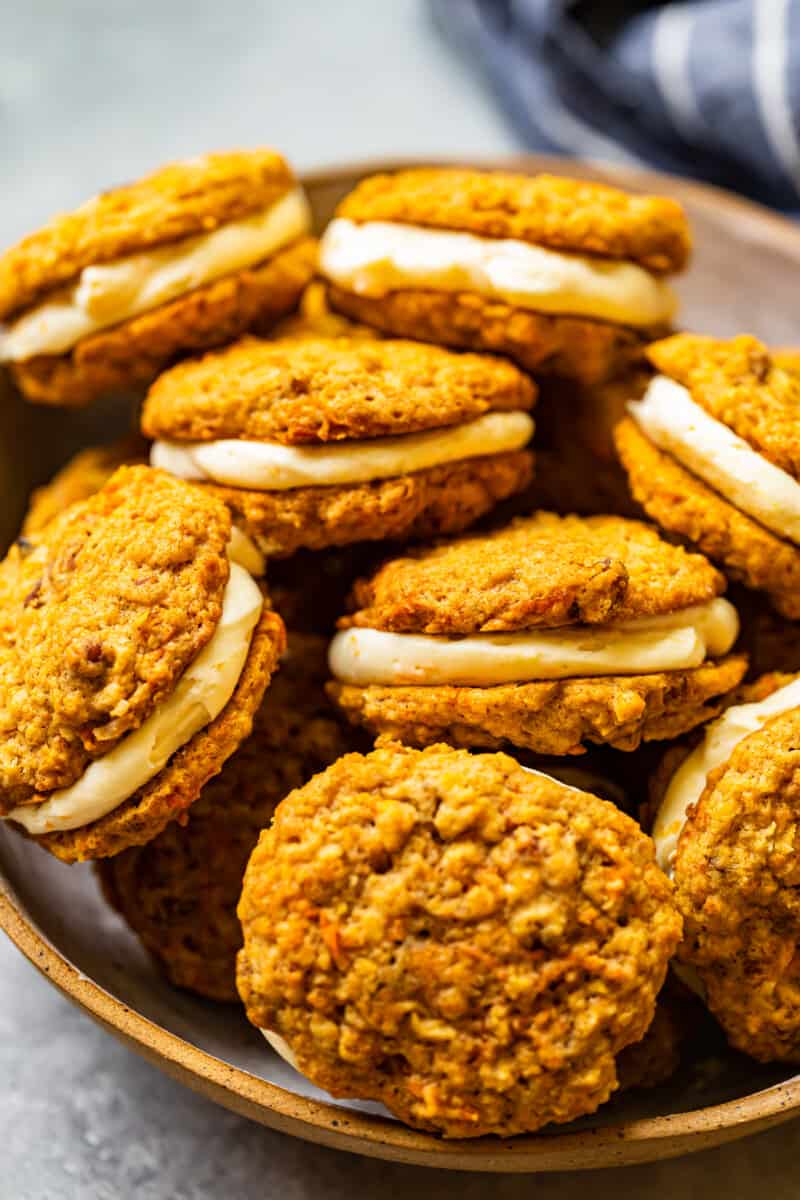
xmin=430 ymin=0 xmax=800 ymax=211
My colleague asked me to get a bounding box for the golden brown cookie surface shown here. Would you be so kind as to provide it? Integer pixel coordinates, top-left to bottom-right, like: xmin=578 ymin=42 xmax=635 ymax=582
xmin=615 ymin=417 xmax=800 ymax=619
xmin=335 ymin=169 xmax=691 ymax=271
xmin=237 ymin=742 xmax=681 ymax=1137
xmin=329 ymin=656 xmax=747 ymax=757
xmin=12 ymin=237 xmax=316 ymax=409
xmin=327 ymin=285 xmax=656 ymax=386
xmin=648 ymin=334 xmax=800 ymax=478
xmin=343 ymin=512 xmax=725 ymax=635
xmin=205 ymin=450 xmax=533 ymax=558
xmin=0 ymin=465 xmax=233 ymax=809
xmin=141 ymin=334 xmax=536 ymax=445
xmin=96 ymin=634 xmax=352 ymax=995
xmin=0 ymin=148 xmax=294 ymax=320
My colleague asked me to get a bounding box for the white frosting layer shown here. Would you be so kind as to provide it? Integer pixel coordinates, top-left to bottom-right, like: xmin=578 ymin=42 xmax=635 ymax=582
xmin=318 ymin=217 xmax=676 ymax=328
xmin=150 ymin=411 xmax=534 ymax=490
xmin=652 ymin=676 xmax=800 ymax=875
xmin=227 ymin=525 xmax=266 ymax=577
xmin=0 ymin=187 xmax=311 ymax=361
xmin=328 ymin=598 xmax=739 ymax=687
xmin=629 ymin=375 xmax=800 ymax=545
xmin=6 ymin=561 xmax=263 ymax=834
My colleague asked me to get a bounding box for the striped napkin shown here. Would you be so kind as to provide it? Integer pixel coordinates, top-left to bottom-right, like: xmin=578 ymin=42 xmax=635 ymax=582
xmin=430 ymin=0 xmax=800 ymax=210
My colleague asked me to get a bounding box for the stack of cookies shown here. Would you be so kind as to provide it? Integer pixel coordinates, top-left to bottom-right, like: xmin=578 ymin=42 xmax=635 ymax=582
xmin=1 ymin=149 xmax=798 ymax=1141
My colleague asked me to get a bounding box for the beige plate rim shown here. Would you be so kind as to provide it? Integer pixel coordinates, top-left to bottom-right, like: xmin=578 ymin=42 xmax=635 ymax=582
xmin=3 ymin=155 xmax=800 ymax=1172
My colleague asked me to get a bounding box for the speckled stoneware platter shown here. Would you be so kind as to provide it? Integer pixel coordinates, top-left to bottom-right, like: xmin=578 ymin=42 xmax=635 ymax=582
xmin=2 ymin=158 xmax=800 ymax=1172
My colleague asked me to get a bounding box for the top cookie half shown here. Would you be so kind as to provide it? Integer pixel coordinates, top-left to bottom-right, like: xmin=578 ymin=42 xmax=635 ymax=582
xmin=0 ymin=149 xmax=316 ymax=407
xmin=336 ymin=169 xmax=690 ymax=270
xmin=141 ymin=333 xmax=536 ymax=444
xmin=0 ymin=149 xmax=294 ymax=318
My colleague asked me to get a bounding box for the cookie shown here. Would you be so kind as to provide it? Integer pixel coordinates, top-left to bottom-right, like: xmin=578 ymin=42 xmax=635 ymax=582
xmin=616 ymin=334 xmax=800 ymax=618
xmin=21 ymin=436 xmax=149 ymax=534
xmin=237 ymin=742 xmax=680 ymax=1137
xmin=143 ymin=335 xmax=535 ymax=557
xmin=96 ymin=634 xmax=355 ymax=1000
xmin=0 ymin=465 xmax=285 ymax=861
xmin=328 ymin=513 xmax=746 ymax=756
xmin=0 ymin=150 xmax=315 ymax=407
xmin=343 ymin=512 xmax=725 ymax=632
xmin=650 ymin=673 xmax=800 ymax=1061
xmin=320 ymin=168 xmax=689 ymax=383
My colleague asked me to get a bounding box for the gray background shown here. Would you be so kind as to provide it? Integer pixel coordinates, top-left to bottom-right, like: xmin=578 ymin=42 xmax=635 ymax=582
xmin=0 ymin=3 xmax=798 ymax=1197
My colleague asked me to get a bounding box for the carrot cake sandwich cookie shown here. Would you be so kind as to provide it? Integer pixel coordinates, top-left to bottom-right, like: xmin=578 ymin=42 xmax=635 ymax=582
xmin=616 ymin=334 xmax=800 ymax=618
xmin=97 ymin=634 xmax=354 ymax=1001
xmin=650 ymin=671 xmax=800 ymax=1062
xmin=328 ymin=512 xmax=747 ymax=756
xmin=0 ymin=465 xmax=285 ymax=863
xmin=143 ymin=334 xmax=536 ymax=557
xmin=0 ymin=149 xmax=316 ymax=407
xmin=237 ymin=742 xmax=681 ymax=1137
xmin=319 ymin=167 xmax=690 ymax=383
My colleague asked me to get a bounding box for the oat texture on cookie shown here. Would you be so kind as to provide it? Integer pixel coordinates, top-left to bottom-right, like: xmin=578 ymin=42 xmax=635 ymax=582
xmin=237 ymin=743 xmax=681 ymax=1137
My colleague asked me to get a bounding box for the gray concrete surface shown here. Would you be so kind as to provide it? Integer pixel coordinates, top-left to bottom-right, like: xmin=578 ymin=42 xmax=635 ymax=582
xmin=1 ymin=3 xmax=798 ymax=1196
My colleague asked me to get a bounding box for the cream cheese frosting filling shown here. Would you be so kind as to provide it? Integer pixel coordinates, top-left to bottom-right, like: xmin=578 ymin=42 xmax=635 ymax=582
xmin=5 ymin=560 xmax=263 ymax=835
xmin=150 ymin=410 xmax=535 ymax=490
xmin=328 ymin=597 xmax=739 ymax=687
xmin=0 ymin=187 xmax=311 ymax=361
xmin=227 ymin=525 xmax=267 ymax=576
xmin=319 ymin=217 xmax=676 ymax=328
xmin=652 ymin=676 xmax=800 ymax=876
xmin=629 ymin=374 xmax=800 ymax=545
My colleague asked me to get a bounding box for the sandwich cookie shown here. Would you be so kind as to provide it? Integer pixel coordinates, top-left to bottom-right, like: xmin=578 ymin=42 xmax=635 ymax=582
xmin=0 ymin=465 xmax=285 ymax=862
xmin=651 ymin=673 xmax=800 ymax=1061
xmin=237 ymin=742 xmax=681 ymax=1137
xmin=319 ymin=168 xmax=689 ymax=383
xmin=616 ymin=334 xmax=800 ymax=618
xmin=328 ymin=513 xmax=746 ymax=756
xmin=144 ymin=335 xmax=536 ymax=557
xmin=97 ymin=634 xmax=355 ymax=1001
xmin=0 ymin=149 xmax=316 ymax=407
